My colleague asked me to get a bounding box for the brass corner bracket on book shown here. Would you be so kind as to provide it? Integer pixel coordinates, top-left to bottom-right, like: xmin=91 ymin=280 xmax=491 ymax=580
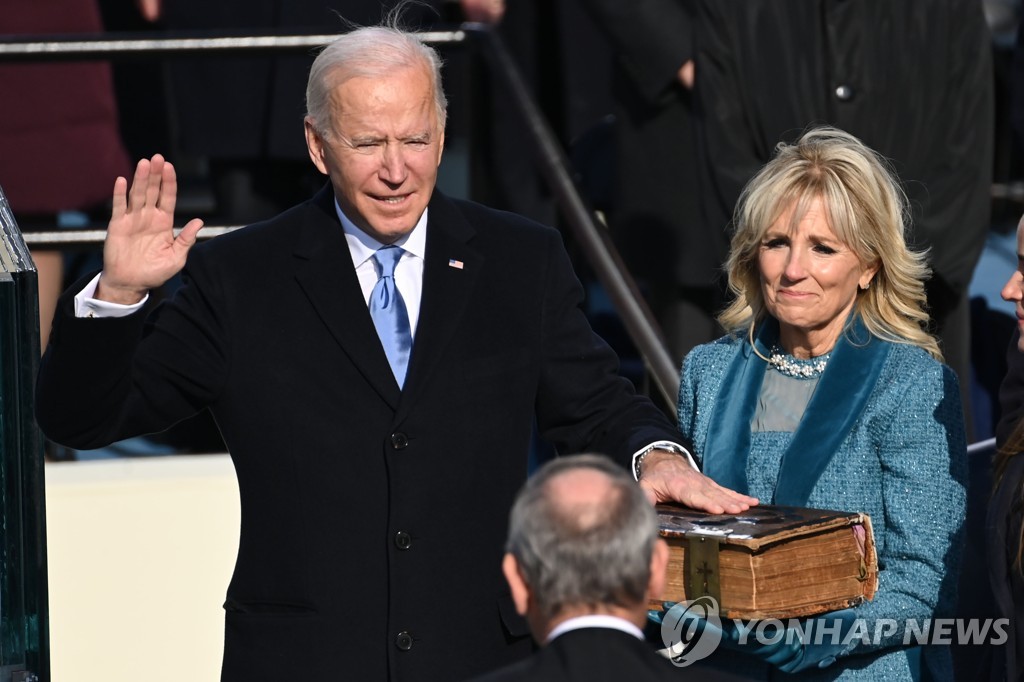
xmin=686 ymin=532 xmax=722 ymax=604
xmin=653 ymin=503 xmax=878 ymax=621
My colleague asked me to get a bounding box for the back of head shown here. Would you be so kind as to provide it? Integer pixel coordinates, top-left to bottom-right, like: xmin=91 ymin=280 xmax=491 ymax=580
xmin=305 ymin=12 xmax=448 ymax=138
xmin=719 ymin=125 xmax=940 ymax=359
xmin=506 ymin=454 xmax=658 ymax=620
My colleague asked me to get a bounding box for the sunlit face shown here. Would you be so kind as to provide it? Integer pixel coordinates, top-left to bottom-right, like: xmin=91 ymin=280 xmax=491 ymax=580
xmin=304 ymin=64 xmax=444 ymax=244
xmin=1001 ymin=215 xmax=1024 ymax=352
xmin=758 ymin=197 xmax=878 ymax=357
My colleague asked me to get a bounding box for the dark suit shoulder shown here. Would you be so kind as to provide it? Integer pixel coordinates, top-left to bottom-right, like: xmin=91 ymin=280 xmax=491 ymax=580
xmin=186 ymin=187 xmax=340 ymax=281
xmin=431 ymin=192 xmax=562 ymax=247
xmin=448 ymin=196 xmax=556 ymax=233
xmin=466 ymin=628 xmax=680 ymax=682
xmin=195 ymin=192 xmax=329 ymax=254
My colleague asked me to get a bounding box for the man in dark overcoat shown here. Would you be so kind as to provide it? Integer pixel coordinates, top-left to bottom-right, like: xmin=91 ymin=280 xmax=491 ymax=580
xmin=35 ymin=22 xmax=753 ymax=682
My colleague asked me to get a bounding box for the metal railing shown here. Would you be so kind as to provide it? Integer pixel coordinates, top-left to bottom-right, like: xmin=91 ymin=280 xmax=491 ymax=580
xmin=0 ymin=30 xmax=466 ymax=60
xmin=1 ymin=25 xmax=681 ymax=405
xmin=992 ymin=181 xmax=1024 ymax=203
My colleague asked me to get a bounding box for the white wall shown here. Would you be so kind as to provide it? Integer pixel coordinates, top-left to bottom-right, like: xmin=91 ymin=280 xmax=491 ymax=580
xmin=45 ymin=455 xmax=240 ymax=682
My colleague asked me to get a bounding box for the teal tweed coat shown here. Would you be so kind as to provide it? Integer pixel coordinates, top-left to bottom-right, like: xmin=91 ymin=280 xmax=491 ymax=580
xmin=677 ymin=330 xmax=968 ymax=681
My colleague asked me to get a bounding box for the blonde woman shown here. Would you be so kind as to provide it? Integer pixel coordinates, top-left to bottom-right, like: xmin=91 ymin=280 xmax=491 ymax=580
xmin=674 ymin=127 xmax=967 ymax=679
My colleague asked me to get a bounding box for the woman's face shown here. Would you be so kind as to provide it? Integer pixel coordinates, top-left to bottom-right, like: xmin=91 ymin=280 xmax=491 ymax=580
xmin=758 ymin=197 xmax=877 ymax=357
xmin=1001 ymin=216 xmax=1024 ymax=352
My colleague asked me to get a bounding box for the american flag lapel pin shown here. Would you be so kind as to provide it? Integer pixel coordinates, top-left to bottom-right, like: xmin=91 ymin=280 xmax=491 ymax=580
xmin=448 ymin=258 xmax=464 ymax=270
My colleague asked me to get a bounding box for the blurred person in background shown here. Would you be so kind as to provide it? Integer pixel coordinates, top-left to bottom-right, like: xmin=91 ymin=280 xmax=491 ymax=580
xmin=576 ymin=0 xmax=724 ymax=367
xmin=691 ymin=0 xmax=993 ymax=441
xmin=0 ymin=0 xmax=131 ymax=350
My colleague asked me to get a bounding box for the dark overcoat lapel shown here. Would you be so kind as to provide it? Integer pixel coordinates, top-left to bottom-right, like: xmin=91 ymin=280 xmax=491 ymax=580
xmin=288 ymin=188 xmax=486 ymax=415
xmin=398 ymin=193 xmax=482 ymax=421
xmin=291 ymin=187 xmax=400 ymax=408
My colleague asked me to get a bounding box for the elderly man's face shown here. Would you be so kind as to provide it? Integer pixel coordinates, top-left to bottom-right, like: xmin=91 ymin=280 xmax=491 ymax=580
xmin=305 ymin=64 xmax=444 ymax=244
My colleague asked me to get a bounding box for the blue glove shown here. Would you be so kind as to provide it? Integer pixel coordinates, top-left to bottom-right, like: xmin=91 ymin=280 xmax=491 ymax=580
xmin=647 ymin=601 xmax=677 ymax=627
xmin=722 ymin=608 xmax=859 ymax=673
xmin=647 ymin=599 xmax=728 ymax=666
xmin=648 ymin=602 xmax=858 ymax=672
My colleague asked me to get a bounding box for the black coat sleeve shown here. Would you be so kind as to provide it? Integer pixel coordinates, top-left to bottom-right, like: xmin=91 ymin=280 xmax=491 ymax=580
xmin=531 ymin=227 xmax=687 ymax=468
xmin=35 ymin=253 xmax=229 ymax=449
xmin=577 ymin=0 xmax=694 ymax=105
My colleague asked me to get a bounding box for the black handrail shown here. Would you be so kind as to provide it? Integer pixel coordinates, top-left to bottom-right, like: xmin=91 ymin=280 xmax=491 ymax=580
xmin=470 ymin=27 xmax=679 ymax=405
xmin=0 ymin=25 xmax=681 ymax=405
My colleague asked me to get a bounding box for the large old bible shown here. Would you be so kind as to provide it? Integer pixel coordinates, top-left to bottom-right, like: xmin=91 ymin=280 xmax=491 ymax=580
xmin=654 ymin=504 xmax=878 ymax=620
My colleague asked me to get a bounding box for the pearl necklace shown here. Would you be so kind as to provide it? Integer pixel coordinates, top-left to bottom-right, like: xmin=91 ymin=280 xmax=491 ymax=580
xmin=767 ymin=346 xmax=830 ymax=378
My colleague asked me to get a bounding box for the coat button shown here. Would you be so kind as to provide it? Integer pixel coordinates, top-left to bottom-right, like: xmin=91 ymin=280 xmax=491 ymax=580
xmin=396 ymin=631 xmax=414 ymax=651
xmin=395 ymin=531 xmax=412 ymax=550
xmin=834 ymin=84 xmax=854 ymax=101
xmin=391 ymin=432 xmax=409 ymax=450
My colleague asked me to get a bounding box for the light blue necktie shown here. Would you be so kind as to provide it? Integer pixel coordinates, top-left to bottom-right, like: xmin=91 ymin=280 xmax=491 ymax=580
xmin=369 ymin=245 xmax=412 ymax=388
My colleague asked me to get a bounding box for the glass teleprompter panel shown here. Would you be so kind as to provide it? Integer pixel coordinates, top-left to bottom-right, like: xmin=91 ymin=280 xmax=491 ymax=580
xmin=0 ymin=186 xmax=49 ymax=682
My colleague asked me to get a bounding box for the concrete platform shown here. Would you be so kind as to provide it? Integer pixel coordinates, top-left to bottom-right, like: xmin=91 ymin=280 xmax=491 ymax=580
xmin=45 ymin=455 xmax=240 ymax=682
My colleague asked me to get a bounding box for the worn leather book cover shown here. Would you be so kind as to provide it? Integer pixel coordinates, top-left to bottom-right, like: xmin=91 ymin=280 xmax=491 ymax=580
xmin=653 ymin=504 xmax=878 ymax=620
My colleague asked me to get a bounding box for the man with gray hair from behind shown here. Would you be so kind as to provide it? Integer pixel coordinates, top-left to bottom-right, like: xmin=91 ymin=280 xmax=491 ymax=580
xmin=468 ymin=454 xmax=680 ymax=681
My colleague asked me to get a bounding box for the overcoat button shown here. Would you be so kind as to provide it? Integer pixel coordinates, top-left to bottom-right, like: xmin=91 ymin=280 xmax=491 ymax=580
xmin=391 ymin=432 xmax=409 ymax=449
xmin=395 ymin=531 xmax=412 ymax=550
xmin=396 ymin=631 xmax=414 ymax=651
xmin=834 ymin=84 xmax=854 ymax=101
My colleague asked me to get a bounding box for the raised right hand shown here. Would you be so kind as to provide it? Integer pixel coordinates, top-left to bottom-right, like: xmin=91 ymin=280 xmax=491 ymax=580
xmin=96 ymin=155 xmax=204 ymax=305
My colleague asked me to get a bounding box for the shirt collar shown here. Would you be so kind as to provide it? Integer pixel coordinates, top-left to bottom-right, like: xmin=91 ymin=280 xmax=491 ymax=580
xmin=335 ymin=198 xmax=428 ymax=269
xmin=545 ymin=614 xmax=644 ymax=643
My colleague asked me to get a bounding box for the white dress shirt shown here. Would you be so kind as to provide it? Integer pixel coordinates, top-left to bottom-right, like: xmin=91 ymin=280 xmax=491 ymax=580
xmin=337 ymin=200 xmax=426 ymax=337
xmin=546 ymin=614 xmax=645 ymax=644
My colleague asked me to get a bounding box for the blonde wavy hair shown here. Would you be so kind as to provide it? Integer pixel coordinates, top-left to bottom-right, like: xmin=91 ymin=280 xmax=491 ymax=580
xmin=718 ymin=126 xmax=941 ymax=360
